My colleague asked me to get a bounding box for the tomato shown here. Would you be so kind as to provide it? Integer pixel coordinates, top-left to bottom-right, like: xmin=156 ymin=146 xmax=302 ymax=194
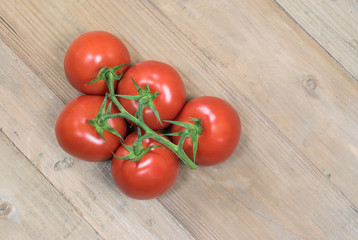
xmin=116 ymin=60 xmax=186 ymax=130
xmin=171 ymin=96 xmax=241 ymax=166
xmin=64 ymin=31 xmax=131 ymax=95
xmin=55 ymin=95 xmax=127 ymax=161
xmin=111 ymin=132 xmax=179 ymax=199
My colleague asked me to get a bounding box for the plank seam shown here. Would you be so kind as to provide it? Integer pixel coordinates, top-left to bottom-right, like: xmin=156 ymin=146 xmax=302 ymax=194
xmin=156 ymin=197 xmax=203 ymax=239
xmin=0 ymin=128 xmax=104 ymax=240
xmin=0 ymin=18 xmax=70 ymax=105
xmin=0 ymin=15 xmax=21 ymax=41
xmin=272 ymin=0 xmax=358 ymax=82
xmin=143 ymin=0 xmax=358 ymax=216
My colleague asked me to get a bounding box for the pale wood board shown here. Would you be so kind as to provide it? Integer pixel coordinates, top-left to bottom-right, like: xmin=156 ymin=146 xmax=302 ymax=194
xmin=149 ymin=0 xmax=358 ymax=206
xmin=0 ymin=0 xmax=357 ymax=239
xmin=0 ymin=39 xmax=194 ymax=239
xmin=275 ymin=0 xmax=358 ymax=80
xmin=0 ymin=131 xmax=101 ymax=240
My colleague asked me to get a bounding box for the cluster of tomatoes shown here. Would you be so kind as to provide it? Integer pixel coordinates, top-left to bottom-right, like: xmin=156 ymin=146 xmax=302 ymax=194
xmin=55 ymin=31 xmax=241 ymax=199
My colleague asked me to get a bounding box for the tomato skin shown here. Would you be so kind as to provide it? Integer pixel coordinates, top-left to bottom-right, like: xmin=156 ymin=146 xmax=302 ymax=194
xmin=171 ymin=96 xmax=241 ymax=166
xmin=64 ymin=31 xmax=131 ymax=95
xmin=55 ymin=95 xmax=127 ymax=162
xmin=116 ymin=60 xmax=186 ymax=130
xmin=111 ymin=132 xmax=179 ymax=199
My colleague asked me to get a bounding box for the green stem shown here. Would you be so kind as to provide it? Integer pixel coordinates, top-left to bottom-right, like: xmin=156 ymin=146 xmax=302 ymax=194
xmin=103 ymin=72 xmax=195 ymax=169
xmin=107 ymin=93 xmax=197 ymax=169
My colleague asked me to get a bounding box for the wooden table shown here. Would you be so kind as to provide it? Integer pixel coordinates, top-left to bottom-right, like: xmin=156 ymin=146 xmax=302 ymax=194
xmin=1 ymin=1 xmax=357 ymax=239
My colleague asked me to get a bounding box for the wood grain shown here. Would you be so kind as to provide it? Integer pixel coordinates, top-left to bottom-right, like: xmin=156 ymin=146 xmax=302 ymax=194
xmin=149 ymin=0 xmax=358 ymax=206
xmin=275 ymin=0 xmax=358 ymax=80
xmin=0 ymin=0 xmax=357 ymax=239
xmin=0 ymin=38 xmax=194 ymax=239
xmin=0 ymin=132 xmax=101 ymax=240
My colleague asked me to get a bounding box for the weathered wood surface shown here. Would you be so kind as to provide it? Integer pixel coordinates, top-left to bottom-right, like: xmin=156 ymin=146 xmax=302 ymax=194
xmin=275 ymin=0 xmax=358 ymax=79
xmin=0 ymin=0 xmax=357 ymax=239
xmin=0 ymin=131 xmax=101 ymax=240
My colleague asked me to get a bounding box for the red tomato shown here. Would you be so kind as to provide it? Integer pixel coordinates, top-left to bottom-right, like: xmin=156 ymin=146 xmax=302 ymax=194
xmin=171 ymin=96 xmax=241 ymax=166
xmin=64 ymin=31 xmax=131 ymax=95
xmin=116 ymin=60 xmax=186 ymax=130
xmin=55 ymin=95 xmax=127 ymax=161
xmin=111 ymin=132 xmax=179 ymax=199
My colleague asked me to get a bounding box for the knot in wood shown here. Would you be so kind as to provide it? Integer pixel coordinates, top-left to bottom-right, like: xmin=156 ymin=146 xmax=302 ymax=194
xmin=302 ymin=78 xmax=317 ymax=92
xmin=54 ymin=157 xmax=75 ymax=172
xmin=0 ymin=200 xmax=13 ymax=218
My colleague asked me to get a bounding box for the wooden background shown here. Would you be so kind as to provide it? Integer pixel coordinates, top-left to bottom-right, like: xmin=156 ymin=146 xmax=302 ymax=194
xmin=1 ymin=0 xmax=357 ymax=239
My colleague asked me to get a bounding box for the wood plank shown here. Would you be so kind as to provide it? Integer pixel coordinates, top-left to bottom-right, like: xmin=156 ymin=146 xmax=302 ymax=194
xmin=147 ymin=0 xmax=358 ymax=204
xmin=0 ymin=0 xmax=357 ymax=239
xmin=275 ymin=0 xmax=358 ymax=80
xmin=0 ymin=40 xmax=194 ymax=239
xmin=0 ymin=131 xmax=101 ymax=240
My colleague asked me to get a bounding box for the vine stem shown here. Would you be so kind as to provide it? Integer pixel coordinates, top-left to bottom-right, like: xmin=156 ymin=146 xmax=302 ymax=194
xmin=105 ymin=72 xmax=197 ymax=170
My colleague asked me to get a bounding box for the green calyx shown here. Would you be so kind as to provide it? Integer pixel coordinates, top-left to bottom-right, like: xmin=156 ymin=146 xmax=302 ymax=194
xmin=86 ymin=64 xmax=128 ymax=88
xmin=113 ymin=131 xmax=162 ymax=162
xmin=113 ymin=142 xmax=161 ymax=162
xmin=165 ymin=118 xmax=203 ymax=163
xmin=88 ymin=96 xmax=124 ymax=141
xmin=116 ymin=76 xmax=162 ymax=125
